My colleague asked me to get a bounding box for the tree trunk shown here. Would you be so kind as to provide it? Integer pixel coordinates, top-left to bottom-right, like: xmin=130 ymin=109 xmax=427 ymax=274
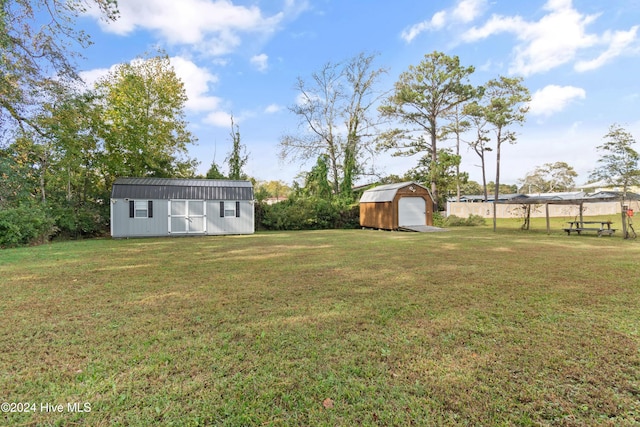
xmin=455 ymin=130 xmax=461 ymax=202
xmin=493 ymin=129 xmax=502 ymax=232
xmin=621 ymin=200 xmax=628 ymax=238
xmin=481 ymin=153 xmax=488 ymax=202
xmin=430 ymin=120 xmax=439 ymax=212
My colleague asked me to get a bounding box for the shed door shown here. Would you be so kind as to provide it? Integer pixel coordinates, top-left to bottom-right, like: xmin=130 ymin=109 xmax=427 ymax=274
xmin=169 ymin=200 xmax=206 ymax=234
xmin=398 ymin=197 xmax=426 ymax=226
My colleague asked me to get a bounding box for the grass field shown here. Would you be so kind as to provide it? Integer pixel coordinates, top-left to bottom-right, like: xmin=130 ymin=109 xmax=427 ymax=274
xmin=1 ymin=221 xmax=639 ymax=426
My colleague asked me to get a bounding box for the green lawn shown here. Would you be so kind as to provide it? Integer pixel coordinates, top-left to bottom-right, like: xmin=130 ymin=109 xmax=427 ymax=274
xmin=1 ymin=225 xmax=639 ymax=426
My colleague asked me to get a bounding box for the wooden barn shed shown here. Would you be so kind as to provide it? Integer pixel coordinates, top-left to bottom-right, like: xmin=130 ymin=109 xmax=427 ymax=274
xmin=359 ymin=182 xmax=434 ymax=230
xmin=110 ymin=178 xmax=254 ymax=238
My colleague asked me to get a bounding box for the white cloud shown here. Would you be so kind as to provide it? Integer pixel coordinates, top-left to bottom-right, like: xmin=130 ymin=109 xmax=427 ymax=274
xmin=88 ymin=0 xmax=285 ymax=55
xmin=250 ymin=53 xmax=269 ymax=72
xmin=462 ymin=15 xmax=524 ymax=41
xmin=461 ymin=0 xmax=638 ymax=76
xmin=79 ymin=67 xmax=113 ymax=87
xmin=204 ymin=110 xmax=233 ymax=127
xmin=528 ymin=85 xmax=586 ymax=116
xmin=452 ymin=0 xmax=487 ymax=23
xmin=463 ymin=1 xmax=599 ymax=75
xmin=402 ymin=0 xmax=486 ymax=43
xmin=401 ymin=12 xmax=447 ymax=43
xmin=169 ymin=56 xmax=222 ymax=112
xmin=575 ymin=26 xmax=639 ymax=71
xmin=264 ymin=104 xmax=282 ymax=114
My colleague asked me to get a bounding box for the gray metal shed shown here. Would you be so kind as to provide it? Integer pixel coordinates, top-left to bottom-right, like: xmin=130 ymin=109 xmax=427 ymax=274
xmin=110 ymin=178 xmax=254 ymax=238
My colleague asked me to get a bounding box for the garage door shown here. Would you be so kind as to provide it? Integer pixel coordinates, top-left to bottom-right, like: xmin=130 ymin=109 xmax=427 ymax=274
xmin=398 ymin=197 xmax=426 ymax=226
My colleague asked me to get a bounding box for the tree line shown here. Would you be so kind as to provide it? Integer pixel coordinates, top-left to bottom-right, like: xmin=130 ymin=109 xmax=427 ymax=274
xmin=2 ymin=1 xmax=639 ymax=245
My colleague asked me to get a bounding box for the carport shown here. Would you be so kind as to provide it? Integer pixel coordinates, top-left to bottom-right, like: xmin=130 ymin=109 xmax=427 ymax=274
xmin=494 ymin=191 xmax=640 ymax=237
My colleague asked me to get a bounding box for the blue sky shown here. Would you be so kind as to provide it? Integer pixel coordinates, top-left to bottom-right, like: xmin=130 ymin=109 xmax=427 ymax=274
xmin=77 ymin=0 xmax=640 ymax=188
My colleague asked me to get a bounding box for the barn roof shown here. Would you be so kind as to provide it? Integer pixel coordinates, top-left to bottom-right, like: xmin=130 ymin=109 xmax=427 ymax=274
xmin=359 ymin=182 xmax=429 ymax=203
xmin=111 ymin=178 xmax=253 ymax=200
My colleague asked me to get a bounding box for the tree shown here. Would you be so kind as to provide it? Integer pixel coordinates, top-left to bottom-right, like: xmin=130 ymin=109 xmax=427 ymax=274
xmin=464 ymin=101 xmax=492 ymax=201
xmin=95 ymin=53 xmax=197 ymax=185
xmin=518 ymin=162 xmax=577 ymax=193
xmin=303 ymin=155 xmax=333 ymax=199
xmin=0 ymin=136 xmax=43 ymax=206
xmin=472 ymin=76 xmax=530 ymax=230
xmin=590 ymin=124 xmax=640 ymax=194
xmin=1 ymin=0 xmax=118 ymax=131
xmin=487 ymin=182 xmax=518 ymax=195
xmin=340 ymin=52 xmax=387 ymax=198
xmin=590 ymin=124 xmax=640 ymax=238
xmin=378 ymin=51 xmax=477 ymax=210
xmin=254 ymin=180 xmax=291 ymax=201
xmin=205 ymin=161 xmax=226 ymax=179
xmin=225 ymin=116 xmax=248 ymax=180
xmin=460 ymin=180 xmax=483 ymax=196
xmin=405 ymin=149 xmax=466 ymax=208
xmin=442 ymin=103 xmax=472 ymax=201
xmin=280 ymin=52 xmax=386 ymax=196
xmin=33 ymin=90 xmax=109 ymax=236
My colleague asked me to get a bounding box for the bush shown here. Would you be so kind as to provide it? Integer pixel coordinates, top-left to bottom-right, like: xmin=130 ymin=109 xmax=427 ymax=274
xmin=0 ymin=204 xmax=56 ymax=247
xmin=443 ymin=214 xmax=487 ymax=227
xmin=51 ymin=202 xmax=110 ymax=239
xmin=259 ymin=196 xmax=360 ymax=231
xmin=433 ymin=211 xmax=445 ymax=227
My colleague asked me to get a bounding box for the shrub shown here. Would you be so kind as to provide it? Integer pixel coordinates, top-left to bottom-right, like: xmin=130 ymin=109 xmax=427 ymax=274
xmin=259 ymin=196 xmax=360 ymax=231
xmin=0 ymin=204 xmax=56 ymax=247
xmin=443 ymin=214 xmax=487 ymax=227
xmin=51 ymin=202 xmax=109 ymax=239
xmin=465 ymin=214 xmax=487 ymax=226
xmin=433 ymin=211 xmax=445 ymax=227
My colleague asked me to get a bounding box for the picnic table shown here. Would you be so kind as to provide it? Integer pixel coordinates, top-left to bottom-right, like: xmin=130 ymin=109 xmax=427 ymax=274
xmin=563 ymin=221 xmax=616 ymax=236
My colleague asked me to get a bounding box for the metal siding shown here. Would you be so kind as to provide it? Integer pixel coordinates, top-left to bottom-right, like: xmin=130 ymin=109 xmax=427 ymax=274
xmin=110 ymin=199 xmax=169 ymax=237
xmin=206 ymin=200 xmax=254 ymax=235
xmin=111 ymin=199 xmax=255 ymax=237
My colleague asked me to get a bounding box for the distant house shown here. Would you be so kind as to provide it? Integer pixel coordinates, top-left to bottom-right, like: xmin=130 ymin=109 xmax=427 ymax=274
xmin=577 ymin=179 xmax=640 ymax=194
xmin=359 ymin=182 xmax=434 ymax=230
xmin=110 ymin=178 xmax=254 ymax=238
xmin=264 ymin=196 xmax=288 ymax=205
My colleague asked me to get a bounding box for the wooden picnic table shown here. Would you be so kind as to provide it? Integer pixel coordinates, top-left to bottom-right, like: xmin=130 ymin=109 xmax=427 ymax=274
xmin=563 ymin=221 xmax=616 ymax=236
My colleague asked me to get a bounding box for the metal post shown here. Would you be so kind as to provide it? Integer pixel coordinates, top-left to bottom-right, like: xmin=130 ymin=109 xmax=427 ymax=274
xmin=546 ymin=203 xmax=550 ymax=234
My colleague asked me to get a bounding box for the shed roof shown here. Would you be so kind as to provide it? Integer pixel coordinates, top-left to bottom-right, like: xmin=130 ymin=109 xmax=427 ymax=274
xmin=111 ymin=178 xmax=253 ymax=200
xmin=359 ymin=182 xmax=429 ymax=203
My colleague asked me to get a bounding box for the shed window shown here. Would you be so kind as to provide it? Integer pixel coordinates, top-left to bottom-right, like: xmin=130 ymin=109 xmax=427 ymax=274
xmin=220 ymin=201 xmax=240 ymax=217
xmin=129 ymin=200 xmax=153 ymax=218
